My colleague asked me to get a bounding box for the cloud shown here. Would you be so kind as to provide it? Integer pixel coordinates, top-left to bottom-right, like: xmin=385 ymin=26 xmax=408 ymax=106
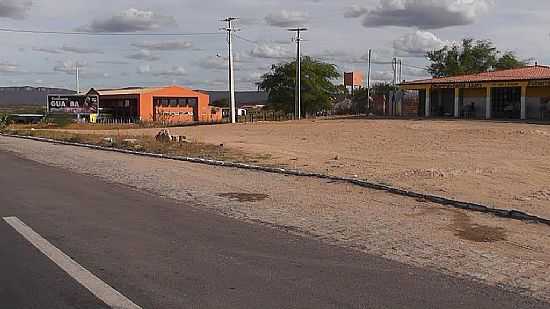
xmin=249 ymin=43 xmax=293 ymax=59
xmin=127 ymin=49 xmax=161 ymax=61
xmin=131 ymin=41 xmax=192 ymax=51
xmin=238 ymin=71 xmax=263 ymax=84
xmin=137 ymin=64 xmax=151 ymax=74
xmin=79 ymin=8 xmax=176 ymax=32
xmin=0 ymin=60 xmax=17 ymax=73
xmin=61 ymin=44 xmax=104 ymax=54
xmin=32 ymin=47 xmax=62 ymax=54
xmin=0 ymin=0 xmax=31 ymax=20
xmin=344 ymin=5 xmax=368 ymax=18
xmin=97 ymin=60 xmax=129 ymax=65
xmin=153 ymin=65 xmax=187 ymax=77
xmin=199 ymin=56 xmax=227 ymax=70
xmin=53 ymin=60 xmax=86 ymax=74
xmin=393 ymin=31 xmax=449 ymax=57
xmin=371 ymin=70 xmax=394 ymax=81
xmin=346 ymin=0 xmax=493 ymax=29
xmin=265 ymin=10 xmax=309 ymax=27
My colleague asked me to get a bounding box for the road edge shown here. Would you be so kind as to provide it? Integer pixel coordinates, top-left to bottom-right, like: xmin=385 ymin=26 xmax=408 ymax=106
xmin=2 ymin=132 xmax=549 ymax=227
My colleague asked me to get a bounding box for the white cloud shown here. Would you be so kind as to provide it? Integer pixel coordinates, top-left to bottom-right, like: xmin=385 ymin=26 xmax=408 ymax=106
xmin=127 ymin=49 xmax=161 ymax=61
xmin=153 ymin=65 xmax=186 ymax=77
xmin=393 ymin=31 xmax=449 ymax=57
xmin=346 ymin=0 xmax=493 ymax=29
xmin=53 ymin=60 xmax=86 ymax=74
xmin=199 ymin=56 xmax=227 ymax=70
xmin=32 ymin=47 xmax=62 ymax=54
xmin=265 ymin=10 xmax=309 ymax=27
xmin=79 ymin=8 xmax=176 ymax=32
xmin=238 ymin=71 xmax=263 ymax=84
xmin=131 ymin=41 xmax=192 ymax=51
xmin=249 ymin=43 xmax=293 ymax=59
xmin=0 ymin=60 xmax=17 ymax=72
xmin=137 ymin=64 xmax=151 ymax=74
xmin=61 ymin=44 xmax=104 ymax=54
xmin=0 ymin=0 xmax=31 ymax=20
xmin=344 ymin=5 xmax=368 ymax=18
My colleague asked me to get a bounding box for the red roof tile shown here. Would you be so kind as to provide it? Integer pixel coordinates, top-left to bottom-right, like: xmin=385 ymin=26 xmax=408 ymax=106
xmin=402 ymin=65 xmax=550 ymax=85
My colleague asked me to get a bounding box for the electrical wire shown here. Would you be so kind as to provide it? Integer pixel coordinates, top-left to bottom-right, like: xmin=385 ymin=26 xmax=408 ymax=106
xmin=0 ymin=28 xmax=223 ymax=37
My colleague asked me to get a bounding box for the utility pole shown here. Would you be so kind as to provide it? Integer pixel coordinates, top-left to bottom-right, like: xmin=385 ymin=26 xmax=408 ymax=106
xmin=392 ymin=58 xmax=397 ymax=87
xmin=75 ymin=63 xmax=80 ymax=94
xmin=367 ymin=49 xmax=372 ymax=112
xmin=399 ymin=59 xmax=403 ymax=84
xmin=289 ymin=28 xmax=307 ymax=120
xmin=223 ymin=17 xmax=238 ymax=124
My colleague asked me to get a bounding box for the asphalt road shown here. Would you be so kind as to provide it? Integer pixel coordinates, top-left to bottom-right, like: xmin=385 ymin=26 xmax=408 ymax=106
xmin=0 ymin=149 xmax=547 ymax=309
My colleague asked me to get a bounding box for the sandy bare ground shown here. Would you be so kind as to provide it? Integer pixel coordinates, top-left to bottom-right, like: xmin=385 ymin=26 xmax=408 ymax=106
xmin=2 ymin=136 xmax=550 ymax=301
xmin=61 ymin=119 xmax=550 ymax=218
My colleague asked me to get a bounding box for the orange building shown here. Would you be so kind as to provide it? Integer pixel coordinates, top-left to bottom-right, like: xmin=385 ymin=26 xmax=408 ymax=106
xmin=92 ymin=86 xmax=222 ymax=123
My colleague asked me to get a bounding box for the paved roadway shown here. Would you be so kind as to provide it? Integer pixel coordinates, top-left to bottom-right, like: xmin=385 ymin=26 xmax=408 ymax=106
xmin=0 ymin=150 xmax=547 ymax=309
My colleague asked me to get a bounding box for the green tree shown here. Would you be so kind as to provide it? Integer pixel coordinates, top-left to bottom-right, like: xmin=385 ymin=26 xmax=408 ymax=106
xmin=427 ymin=38 xmax=527 ymax=78
xmin=257 ymin=56 xmax=341 ymax=115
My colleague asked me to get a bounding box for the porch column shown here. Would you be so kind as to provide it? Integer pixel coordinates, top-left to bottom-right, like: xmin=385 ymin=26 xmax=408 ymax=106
xmin=521 ymin=85 xmax=527 ymax=120
xmin=454 ymin=88 xmax=460 ymax=118
xmin=425 ymin=88 xmax=431 ymax=117
xmin=485 ymin=87 xmax=492 ymax=119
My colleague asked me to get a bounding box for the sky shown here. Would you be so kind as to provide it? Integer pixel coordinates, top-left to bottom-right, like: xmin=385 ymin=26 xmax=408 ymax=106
xmin=0 ymin=0 xmax=549 ymax=91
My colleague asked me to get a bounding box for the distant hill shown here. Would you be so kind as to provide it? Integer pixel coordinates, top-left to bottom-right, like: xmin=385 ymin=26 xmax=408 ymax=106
xmin=0 ymin=86 xmax=268 ymax=108
xmin=0 ymin=87 xmax=75 ymax=107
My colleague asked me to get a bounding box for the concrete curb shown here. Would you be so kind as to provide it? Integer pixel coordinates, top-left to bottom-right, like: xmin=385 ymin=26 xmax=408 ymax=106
xmin=3 ymin=132 xmax=550 ymax=227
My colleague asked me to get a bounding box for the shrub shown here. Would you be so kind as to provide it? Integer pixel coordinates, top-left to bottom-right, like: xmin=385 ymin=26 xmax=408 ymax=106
xmin=0 ymin=114 xmax=10 ymax=130
xmin=43 ymin=114 xmax=73 ymax=128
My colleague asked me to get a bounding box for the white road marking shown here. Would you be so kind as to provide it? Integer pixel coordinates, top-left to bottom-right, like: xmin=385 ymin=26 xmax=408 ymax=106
xmin=3 ymin=216 xmax=142 ymax=309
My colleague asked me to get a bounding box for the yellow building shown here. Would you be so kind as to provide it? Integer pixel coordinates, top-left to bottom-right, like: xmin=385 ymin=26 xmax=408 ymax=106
xmin=400 ymin=65 xmax=550 ymax=120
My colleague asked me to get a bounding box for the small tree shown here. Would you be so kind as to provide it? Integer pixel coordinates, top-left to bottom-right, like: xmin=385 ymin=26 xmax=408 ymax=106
xmin=257 ymin=56 xmax=341 ymax=116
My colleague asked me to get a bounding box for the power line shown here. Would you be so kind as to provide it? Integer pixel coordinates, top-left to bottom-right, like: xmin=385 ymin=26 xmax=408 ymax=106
xmin=233 ymin=34 xmax=257 ymax=45
xmin=0 ymin=28 xmax=223 ymax=37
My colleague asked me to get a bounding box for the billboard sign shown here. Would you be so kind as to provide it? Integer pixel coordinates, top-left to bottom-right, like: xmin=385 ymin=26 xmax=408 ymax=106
xmin=47 ymin=94 xmax=99 ymax=114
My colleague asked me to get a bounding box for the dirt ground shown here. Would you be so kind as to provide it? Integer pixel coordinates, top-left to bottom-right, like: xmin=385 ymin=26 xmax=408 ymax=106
xmin=2 ymin=136 xmax=550 ymax=301
xmin=58 ymin=118 xmax=550 ymax=218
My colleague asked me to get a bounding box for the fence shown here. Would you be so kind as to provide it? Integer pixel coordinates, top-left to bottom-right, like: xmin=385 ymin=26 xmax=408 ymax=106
xmin=236 ymin=111 xmax=332 ymax=123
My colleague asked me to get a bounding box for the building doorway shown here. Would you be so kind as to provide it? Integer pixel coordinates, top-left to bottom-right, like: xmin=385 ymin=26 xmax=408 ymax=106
xmin=430 ymin=88 xmax=455 ymax=117
xmin=491 ymin=87 xmax=521 ymax=119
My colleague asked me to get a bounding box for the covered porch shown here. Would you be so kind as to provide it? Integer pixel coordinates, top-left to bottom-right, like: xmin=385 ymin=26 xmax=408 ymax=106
xmin=404 ymin=83 xmax=530 ymax=120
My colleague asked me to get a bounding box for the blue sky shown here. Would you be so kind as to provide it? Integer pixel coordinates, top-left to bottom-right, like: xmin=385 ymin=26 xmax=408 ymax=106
xmin=0 ymin=0 xmax=549 ymax=91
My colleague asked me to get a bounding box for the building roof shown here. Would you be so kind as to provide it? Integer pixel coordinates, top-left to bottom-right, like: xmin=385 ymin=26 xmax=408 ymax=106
xmin=95 ymin=87 xmax=164 ymax=96
xmin=402 ymin=65 xmax=550 ymax=86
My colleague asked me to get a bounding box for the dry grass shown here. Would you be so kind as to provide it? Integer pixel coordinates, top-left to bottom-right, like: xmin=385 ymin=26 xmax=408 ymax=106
xmin=9 ymin=122 xmax=142 ymax=131
xmin=6 ymin=129 xmax=265 ymax=163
